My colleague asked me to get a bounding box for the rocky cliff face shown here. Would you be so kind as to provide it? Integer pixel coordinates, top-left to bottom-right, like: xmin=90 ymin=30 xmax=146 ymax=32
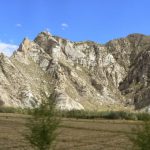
xmin=0 ymin=32 xmax=150 ymax=111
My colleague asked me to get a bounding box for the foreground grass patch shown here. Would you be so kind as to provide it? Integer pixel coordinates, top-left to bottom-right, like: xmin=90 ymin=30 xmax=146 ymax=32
xmin=0 ymin=113 xmax=134 ymax=150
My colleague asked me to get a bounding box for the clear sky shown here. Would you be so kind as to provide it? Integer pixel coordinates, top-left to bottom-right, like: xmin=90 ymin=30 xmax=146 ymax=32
xmin=0 ymin=0 xmax=150 ymax=55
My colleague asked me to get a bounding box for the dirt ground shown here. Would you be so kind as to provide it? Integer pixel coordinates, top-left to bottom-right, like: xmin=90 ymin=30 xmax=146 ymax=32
xmin=0 ymin=113 xmax=141 ymax=150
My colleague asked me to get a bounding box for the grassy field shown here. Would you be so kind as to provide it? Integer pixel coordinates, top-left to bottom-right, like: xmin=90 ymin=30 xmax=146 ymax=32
xmin=0 ymin=113 xmax=142 ymax=150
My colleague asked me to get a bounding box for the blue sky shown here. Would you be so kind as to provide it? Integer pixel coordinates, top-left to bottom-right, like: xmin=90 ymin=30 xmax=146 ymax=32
xmin=0 ymin=0 xmax=150 ymax=55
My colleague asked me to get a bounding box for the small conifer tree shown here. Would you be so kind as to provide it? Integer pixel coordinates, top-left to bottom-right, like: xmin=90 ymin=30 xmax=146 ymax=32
xmin=25 ymin=94 xmax=60 ymax=150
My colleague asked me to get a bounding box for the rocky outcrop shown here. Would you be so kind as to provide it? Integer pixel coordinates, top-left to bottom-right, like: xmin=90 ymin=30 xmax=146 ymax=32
xmin=0 ymin=31 xmax=150 ymax=111
xmin=105 ymin=34 xmax=150 ymax=110
xmin=119 ymin=46 xmax=150 ymax=110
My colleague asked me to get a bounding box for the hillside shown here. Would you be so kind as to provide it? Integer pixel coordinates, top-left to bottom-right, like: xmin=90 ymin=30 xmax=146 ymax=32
xmin=0 ymin=32 xmax=150 ymax=111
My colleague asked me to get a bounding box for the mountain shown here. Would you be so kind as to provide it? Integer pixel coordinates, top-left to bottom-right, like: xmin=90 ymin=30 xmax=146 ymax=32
xmin=0 ymin=32 xmax=150 ymax=111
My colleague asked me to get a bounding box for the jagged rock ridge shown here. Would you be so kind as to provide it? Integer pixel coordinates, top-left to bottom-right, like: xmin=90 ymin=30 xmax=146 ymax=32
xmin=0 ymin=32 xmax=150 ymax=111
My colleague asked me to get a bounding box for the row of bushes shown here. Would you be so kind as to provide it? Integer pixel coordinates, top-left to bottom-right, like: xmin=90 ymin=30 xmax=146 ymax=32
xmin=60 ymin=110 xmax=150 ymax=121
xmin=1 ymin=106 xmax=150 ymax=121
xmin=0 ymin=106 xmax=30 ymax=114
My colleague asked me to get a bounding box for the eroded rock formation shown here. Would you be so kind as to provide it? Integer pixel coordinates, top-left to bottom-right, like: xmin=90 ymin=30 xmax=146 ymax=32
xmin=0 ymin=32 xmax=150 ymax=111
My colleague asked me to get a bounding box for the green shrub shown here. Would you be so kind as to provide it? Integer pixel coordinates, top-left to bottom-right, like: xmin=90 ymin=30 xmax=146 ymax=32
xmin=103 ymin=111 xmax=138 ymax=120
xmin=137 ymin=113 xmax=150 ymax=121
xmin=129 ymin=121 xmax=150 ymax=150
xmin=102 ymin=111 xmax=122 ymax=119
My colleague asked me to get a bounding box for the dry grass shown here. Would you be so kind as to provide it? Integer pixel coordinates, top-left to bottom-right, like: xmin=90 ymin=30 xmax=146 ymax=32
xmin=0 ymin=113 xmax=142 ymax=150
